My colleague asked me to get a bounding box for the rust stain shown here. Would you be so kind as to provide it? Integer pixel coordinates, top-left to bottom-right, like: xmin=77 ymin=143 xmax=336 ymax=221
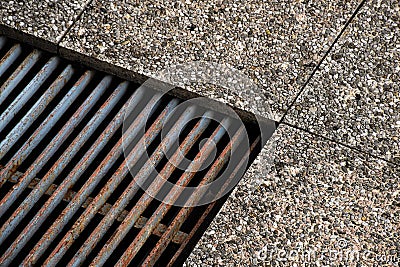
xmin=2 ymin=166 xmax=187 ymax=244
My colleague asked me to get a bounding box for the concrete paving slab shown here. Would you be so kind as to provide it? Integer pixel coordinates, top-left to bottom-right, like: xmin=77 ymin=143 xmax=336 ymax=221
xmin=285 ymin=0 xmax=400 ymax=164
xmin=0 ymin=0 xmax=91 ymax=52
xmin=186 ymin=125 xmax=400 ymax=266
xmin=60 ymin=0 xmax=361 ymax=121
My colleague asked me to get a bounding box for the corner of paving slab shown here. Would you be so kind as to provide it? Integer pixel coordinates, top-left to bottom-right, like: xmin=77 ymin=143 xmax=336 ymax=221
xmin=185 ymin=124 xmax=400 ymax=266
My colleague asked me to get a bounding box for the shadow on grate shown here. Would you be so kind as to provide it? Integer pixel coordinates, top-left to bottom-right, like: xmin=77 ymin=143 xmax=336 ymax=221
xmin=0 ymin=36 xmax=274 ymax=266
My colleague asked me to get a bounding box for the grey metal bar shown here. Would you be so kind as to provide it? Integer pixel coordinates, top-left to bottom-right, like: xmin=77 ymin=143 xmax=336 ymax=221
xmin=70 ymin=112 xmax=213 ymax=267
xmin=0 ymin=56 xmax=60 ymax=132
xmin=0 ymin=50 xmax=42 ymax=106
xmin=2 ymin=86 xmax=141 ymax=263
xmin=110 ymin=118 xmax=229 ymax=267
xmin=0 ymin=44 xmax=22 ymax=78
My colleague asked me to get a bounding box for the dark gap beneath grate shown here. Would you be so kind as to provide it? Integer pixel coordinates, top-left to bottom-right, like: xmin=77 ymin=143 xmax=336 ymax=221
xmin=0 ymin=181 xmax=13 ymax=200
xmin=83 ymin=219 xmax=121 ymax=266
xmin=58 ymin=213 xmax=104 ymax=266
xmin=103 ymin=226 xmax=141 ymax=266
xmin=84 ymin=146 xmax=125 ymax=200
xmin=179 ymin=204 xmax=209 ymax=235
xmin=156 ymin=243 xmax=181 ymax=267
xmin=129 ymin=234 xmax=160 ymax=266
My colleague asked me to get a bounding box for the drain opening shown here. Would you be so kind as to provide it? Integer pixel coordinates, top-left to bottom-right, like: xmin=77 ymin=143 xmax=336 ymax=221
xmin=0 ymin=36 xmax=273 ymax=266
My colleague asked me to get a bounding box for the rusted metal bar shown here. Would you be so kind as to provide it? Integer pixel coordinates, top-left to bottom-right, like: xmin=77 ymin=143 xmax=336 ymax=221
xmin=166 ymin=135 xmax=260 ymax=267
xmin=0 ymin=78 xmax=122 ymax=264
xmin=0 ymin=44 xmax=22 ymax=77
xmin=144 ymin=127 xmax=251 ymax=266
xmin=113 ymin=118 xmax=230 ymax=267
xmin=41 ymin=97 xmax=180 ymax=267
xmin=68 ymin=111 xmax=212 ymax=267
xmin=3 ymin=168 xmax=188 ymax=244
xmin=0 ymin=64 xmax=73 ymax=160
xmin=23 ymin=92 xmax=167 ymax=266
xmin=0 ymin=49 xmax=42 ymax=106
xmin=0 ymin=70 xmax=94 ymax=186
xmin=0 ymin=76 xmax=109 ymax=218
xmin=0 ymin=56 xmax=60 ymax=133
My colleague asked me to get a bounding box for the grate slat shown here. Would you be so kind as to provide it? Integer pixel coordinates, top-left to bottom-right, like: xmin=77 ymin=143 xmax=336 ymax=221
xmin=0 ymin=44 xmax=22 ymax=78
xmin=0 ymin=49 xmax=42 ymax=106
xmin=4 ymin=81 xmax=134 ymax=264
xmin=22 ymin=91 xmax=170 ymax=265
xmin=42 ymin=97 xmax=180 ymax=266
xmin=167 ymin=136 xmax=261 ymax=266
xmin=114 ymin=118 xmax=231 ymax=267
xmin=143 ymin=126 xmax=249 ymax=266
xmin=74 ymin=111 xmax=212 ymax=267
xmin=0 ymin=74 xmax=111 ymax=219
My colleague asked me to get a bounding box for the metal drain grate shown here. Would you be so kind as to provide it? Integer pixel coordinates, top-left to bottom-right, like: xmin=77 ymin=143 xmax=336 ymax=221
xmin=0 ymin=36 xmax=271 ymax=266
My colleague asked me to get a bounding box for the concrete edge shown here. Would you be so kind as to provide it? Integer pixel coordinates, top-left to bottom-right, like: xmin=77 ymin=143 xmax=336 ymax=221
xmin=0 ymin=24 xmax=58 ymax=54
xmin=59 ymin=45 xmax=277 ymax=126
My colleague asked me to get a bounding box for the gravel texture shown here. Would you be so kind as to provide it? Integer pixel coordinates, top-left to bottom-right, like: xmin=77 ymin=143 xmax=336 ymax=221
xmin=2 ymin=0 xmax=399 ymax=265
xmin=0 ymin=0 xmax=91 ymax=51
xmin=186 ymin=125 xmax=400 ymax=266
xmin=60 ymin=0 xmax=361 ymax=121
xmin=285 ymin=0 xmax=400 ymax=164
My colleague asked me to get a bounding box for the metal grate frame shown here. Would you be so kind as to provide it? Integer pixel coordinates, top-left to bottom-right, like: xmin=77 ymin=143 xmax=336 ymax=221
xmin=0 ymin=36 xmax=268 ymax=266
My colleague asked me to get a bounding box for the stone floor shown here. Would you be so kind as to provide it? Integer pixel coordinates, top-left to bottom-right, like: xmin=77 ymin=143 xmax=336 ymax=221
xmin=1 ymin=0 xmax=399 ymax=266
xmin=0 ymin=0 xmax=92 ymax=52
xmin=285 ymin=0 xmax=400 ymax=165
xmin=187 ymin=125 xmax=399 ymax=266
